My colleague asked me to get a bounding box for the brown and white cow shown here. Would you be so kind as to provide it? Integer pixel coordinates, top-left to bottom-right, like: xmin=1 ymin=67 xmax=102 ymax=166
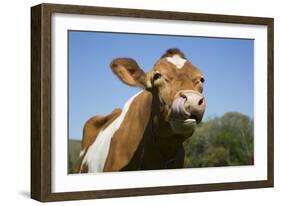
xmin=75 ymin=48 xmax=206 ymax=173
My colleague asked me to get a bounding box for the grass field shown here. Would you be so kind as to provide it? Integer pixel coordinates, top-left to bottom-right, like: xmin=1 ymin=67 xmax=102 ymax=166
xmin=68 ymin=139 xmax=81 ymax=173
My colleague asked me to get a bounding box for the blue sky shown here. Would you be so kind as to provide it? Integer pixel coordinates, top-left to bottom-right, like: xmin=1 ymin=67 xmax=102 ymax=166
xmin=68 ymin=31 xmax=253 ymax=140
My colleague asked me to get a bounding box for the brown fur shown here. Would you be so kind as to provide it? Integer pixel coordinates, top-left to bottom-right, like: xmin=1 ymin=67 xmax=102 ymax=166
xmin=110 ymin=58 xmax=147 ymax=88
xmin=81 ymin=108 xmax=122 ymax=150
xmin=103 ymin=91 xmax=152 ymax=171
xmin=74 ymin=108 xmax=122 ymax=173
xmin=161 ymin=48 xmax=186 ymax=58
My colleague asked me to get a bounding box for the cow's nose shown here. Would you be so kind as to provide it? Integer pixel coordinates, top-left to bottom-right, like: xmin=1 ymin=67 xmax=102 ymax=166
xmin=179 ymin=90 xmax=206 ymax=122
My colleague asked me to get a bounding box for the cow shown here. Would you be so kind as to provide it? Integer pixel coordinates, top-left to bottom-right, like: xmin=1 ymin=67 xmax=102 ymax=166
xmin=75 ymin=48 xmax=206 ymax=173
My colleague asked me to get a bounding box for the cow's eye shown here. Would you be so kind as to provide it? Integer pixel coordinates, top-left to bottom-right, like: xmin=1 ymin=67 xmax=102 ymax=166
xmin=200 ymin=77 xmax=205 ymax=83
xmin=153 ymin=72 xmax=162 ymax=81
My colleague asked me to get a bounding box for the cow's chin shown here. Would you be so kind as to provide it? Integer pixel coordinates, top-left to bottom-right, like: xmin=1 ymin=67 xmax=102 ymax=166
xmin=169 ymin=118 xmax=196 ymax=137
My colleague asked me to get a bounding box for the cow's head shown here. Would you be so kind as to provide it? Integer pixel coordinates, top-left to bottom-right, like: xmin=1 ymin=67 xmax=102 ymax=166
xmin=110 ymin=48 xmax=205 ymax=138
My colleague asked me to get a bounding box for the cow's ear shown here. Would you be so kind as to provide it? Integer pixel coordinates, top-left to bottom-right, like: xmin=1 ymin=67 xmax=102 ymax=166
xmin=110 ymin=58 xmax=150 ymax=89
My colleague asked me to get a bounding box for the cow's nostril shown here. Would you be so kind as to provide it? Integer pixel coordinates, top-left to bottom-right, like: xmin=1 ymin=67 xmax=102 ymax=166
xmin=198 ymin=98 xmax=204 ymax=106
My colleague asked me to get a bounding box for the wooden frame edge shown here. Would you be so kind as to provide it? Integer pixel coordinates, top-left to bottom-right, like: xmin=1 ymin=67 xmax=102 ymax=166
xmin=267 ymin=18 xmax=274 ymax=187
xmin=41 ymin=3 xmax=274 ymax=24
xmin=31 ymin=4 xmax=43 ymax=201
xmin=31 ymin=3 xmax=53 ymax=201
xmin=42 ymin=180 xmax=272 ymax=202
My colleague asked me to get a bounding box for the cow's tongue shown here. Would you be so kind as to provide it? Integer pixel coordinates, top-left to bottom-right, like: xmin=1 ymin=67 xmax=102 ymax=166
xmin=171 ymin=96 xmax=190 ymax=120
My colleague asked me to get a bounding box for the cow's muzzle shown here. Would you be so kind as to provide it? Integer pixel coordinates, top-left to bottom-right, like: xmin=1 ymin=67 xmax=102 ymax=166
xmin=169 ymin=90 xmax=206 ymax=134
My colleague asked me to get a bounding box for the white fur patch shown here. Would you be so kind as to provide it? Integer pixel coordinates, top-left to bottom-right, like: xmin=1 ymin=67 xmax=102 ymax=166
xmin=166 ymin=55 xmax=187 ymax=69
xmin=81 ymin=91 xmax=142 ymax=172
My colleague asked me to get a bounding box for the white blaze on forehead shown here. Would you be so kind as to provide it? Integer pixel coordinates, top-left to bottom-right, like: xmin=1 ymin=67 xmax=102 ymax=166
xmin=166 ymin=55 xmax=187 ymax=69
xmin=81 ymin=91 xmax=142 ymax=173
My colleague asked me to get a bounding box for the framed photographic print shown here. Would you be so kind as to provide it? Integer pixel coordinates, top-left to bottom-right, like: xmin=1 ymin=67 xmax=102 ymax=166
xmin=31 ymin=3 xmax=274 ymax=202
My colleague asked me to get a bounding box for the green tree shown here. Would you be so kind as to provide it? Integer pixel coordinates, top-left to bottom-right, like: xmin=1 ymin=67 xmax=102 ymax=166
xmin=184 ymin=112 xmax=254 ymax=168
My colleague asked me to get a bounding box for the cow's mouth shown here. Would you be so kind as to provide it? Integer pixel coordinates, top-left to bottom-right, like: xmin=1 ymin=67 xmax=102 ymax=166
xmin=169 ymin=117 xmax=197 ymax=135
xmin=169 ymin=94 xmax=204 ymax=134
xmin=188 ymin=114 xmax=200 ymax=123
xmin=170 ymin=114 xmax=199 ymax=125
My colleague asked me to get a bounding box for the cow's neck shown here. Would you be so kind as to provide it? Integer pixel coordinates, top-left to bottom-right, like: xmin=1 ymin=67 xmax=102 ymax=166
xmin=150 ymin=119 xmax=185 ymax=160
xmin=149 ymin=95 xmax=186 ymax=160
xmin=120 ymin=91 xmax=185 ymax=171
